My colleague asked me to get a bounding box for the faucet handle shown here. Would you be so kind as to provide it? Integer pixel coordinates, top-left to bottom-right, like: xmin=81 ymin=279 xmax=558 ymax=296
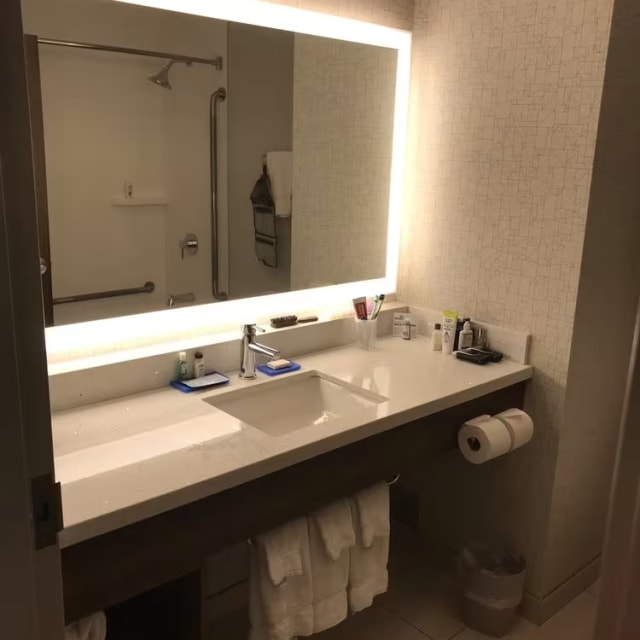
xmin=242 ymin=323 xmax=266 ymax=335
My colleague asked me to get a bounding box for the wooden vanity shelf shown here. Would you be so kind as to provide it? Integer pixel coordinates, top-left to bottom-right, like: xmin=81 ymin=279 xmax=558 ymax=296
xmin=61 ymin=382 xmax=527 ymax=634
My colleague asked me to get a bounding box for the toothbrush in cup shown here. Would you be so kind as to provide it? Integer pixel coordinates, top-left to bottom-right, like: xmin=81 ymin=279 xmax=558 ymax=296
xmin=370 ymin=294 xmax=385 ymax=320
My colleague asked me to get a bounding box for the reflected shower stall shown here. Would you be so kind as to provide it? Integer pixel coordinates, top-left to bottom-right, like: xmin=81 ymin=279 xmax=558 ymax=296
xmin=31 ymin=36 xmax=226 ymax=323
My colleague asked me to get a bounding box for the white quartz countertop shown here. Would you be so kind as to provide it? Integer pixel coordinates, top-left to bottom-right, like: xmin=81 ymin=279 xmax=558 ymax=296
xmin=53 ymin=337 xmax=533 ymax=547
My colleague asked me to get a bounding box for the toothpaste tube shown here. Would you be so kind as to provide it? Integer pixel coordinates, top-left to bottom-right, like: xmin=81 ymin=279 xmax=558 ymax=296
xmin=353 ymin=296 xmax=368 ymax=320
xmin=442 ymin=310 xmax=458 ymax=355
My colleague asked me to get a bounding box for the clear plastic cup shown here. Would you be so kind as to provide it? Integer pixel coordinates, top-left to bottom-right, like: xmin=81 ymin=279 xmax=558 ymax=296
xmin=355 ymin=318 xmax=378 ymax=350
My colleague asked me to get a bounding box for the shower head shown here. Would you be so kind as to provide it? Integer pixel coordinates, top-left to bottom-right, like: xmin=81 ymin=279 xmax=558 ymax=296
xmin=148 ymin=60 xmax=175 ymax=90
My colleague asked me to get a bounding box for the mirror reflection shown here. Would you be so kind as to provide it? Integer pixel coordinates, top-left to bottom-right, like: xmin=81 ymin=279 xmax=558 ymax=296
xmin=21 ymin=0 xmax=398 ymax=325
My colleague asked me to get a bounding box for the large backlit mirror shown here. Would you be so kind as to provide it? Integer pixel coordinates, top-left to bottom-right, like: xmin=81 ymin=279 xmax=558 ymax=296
xmin=21 ymin=0 xmax=401 ymax=326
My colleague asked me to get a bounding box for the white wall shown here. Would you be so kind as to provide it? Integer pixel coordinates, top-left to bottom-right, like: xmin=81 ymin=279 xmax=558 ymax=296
xmin=290 ymin=35 xmax=396 ymax=289
xmin=399 ymin=0 xmax=614 ymax=601
xmin=542 ymin=0 xmax=640 ymax=590
xmin=22 ymin=0 xmax=227 ymax=324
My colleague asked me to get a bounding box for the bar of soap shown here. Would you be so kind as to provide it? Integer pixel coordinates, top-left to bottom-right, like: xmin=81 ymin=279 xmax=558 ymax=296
xmin=267 ymin=358 xmax=292 ymax=370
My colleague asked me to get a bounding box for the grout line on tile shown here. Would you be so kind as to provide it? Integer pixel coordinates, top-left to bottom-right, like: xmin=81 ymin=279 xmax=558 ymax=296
xmin=377 ymin=604 xmax=438 ymax=639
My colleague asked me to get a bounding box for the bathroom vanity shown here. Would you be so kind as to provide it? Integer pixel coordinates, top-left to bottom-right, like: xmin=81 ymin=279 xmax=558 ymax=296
xmin=2 ymin=0 xmax=544 ymax=636
xmin=54 ymin=337 xmax=532 ymax=633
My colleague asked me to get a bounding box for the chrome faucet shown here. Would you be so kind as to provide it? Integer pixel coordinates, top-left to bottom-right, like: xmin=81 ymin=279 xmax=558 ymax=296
xmin=240 ymin=324 xmax=279 ymax=379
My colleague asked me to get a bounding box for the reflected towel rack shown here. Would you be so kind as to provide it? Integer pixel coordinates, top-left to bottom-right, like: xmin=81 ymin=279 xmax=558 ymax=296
xmin=53 ymin=281 xmax=155 ymax=305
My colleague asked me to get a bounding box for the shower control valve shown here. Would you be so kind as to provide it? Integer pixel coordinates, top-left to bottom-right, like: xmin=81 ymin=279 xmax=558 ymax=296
xmin=179 ymin=233 xmax=199 ymax=259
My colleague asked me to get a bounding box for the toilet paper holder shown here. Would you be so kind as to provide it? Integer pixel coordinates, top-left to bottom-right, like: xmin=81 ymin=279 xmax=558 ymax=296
xmin=459 ymin=409 xmax=534 ymax=465
xmin=466 ymin=438 xmax=481 ymax=452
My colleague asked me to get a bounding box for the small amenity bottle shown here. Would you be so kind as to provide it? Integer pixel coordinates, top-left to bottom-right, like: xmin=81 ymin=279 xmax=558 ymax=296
xmin=459 ymin=321 xmax=473 ymax=350
xmin=194 ymin=351 xmax=205 ymax=378
xmin=177 ymin=351 xmax=188 ymax=380
xmin=432 ymin=323 xmax=443 ymax=351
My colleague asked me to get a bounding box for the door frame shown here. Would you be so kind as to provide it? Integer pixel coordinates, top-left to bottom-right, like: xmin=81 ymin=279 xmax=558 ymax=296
xmin=0 ymin=0 xmax=65 ymax=637
xmin=23 ymin=33 xmax=54 ymax=326
xmin=596 ymin=302 xmax=640 ymax=638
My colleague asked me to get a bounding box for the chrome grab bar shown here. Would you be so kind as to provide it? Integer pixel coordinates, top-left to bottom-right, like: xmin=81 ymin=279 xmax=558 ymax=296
xmin=53 ymin=281 xmax=155 ymax=305
xmin=210 ymin=87 xmax=228 ymax=300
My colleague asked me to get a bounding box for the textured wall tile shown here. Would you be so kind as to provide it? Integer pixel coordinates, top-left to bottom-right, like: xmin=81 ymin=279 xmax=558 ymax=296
xmin=402 ymin=0 xmax=613 ymax=595
xmin=290 ymin=36 xmax=396 ymax=288
xmin=256 ymin=0 xmax=415 ymax=290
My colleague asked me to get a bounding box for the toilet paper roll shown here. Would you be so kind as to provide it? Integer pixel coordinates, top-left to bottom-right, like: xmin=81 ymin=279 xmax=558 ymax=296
xmin=495 ymin=408 xmax=534 ymax=449
xmin=458 ymin=416 xmax=513 ymax=464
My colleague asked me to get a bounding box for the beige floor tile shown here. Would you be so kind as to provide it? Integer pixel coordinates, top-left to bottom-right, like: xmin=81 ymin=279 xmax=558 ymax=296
xmin=380 ymin=566 xmax=464 ymax=640
xmin=538 ymin=591 xmax=597 ymax=640
xmin=587 ymin=579 xmax=600 ymax=596
xmin=314 ymin=606 xmax=431 ymax=640
xmin=379 ymin=525 xmax=465 ymax=640
xmin=452 ymin=616 xmax=540 ymax=640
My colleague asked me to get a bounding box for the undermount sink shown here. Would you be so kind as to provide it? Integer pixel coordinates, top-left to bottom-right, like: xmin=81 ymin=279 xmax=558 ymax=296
xmin=204 ymin=370 xmax=387 ymax=437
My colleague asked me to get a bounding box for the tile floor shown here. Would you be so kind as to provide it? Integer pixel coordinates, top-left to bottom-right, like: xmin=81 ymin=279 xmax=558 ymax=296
xmin=315 ymin=526 xmax=600 ymax=640
xmin=210 ymin=525 xmax=600 ymax=639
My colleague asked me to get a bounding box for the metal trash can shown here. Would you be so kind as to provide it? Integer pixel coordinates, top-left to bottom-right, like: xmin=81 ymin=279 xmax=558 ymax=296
xmin=458 ymin=542 xmax=527 ymax=638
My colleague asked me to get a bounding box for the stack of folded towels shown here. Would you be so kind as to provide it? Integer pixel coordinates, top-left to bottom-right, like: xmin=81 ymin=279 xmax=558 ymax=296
xmin=249 ymin=482 xmax=390 ymax=640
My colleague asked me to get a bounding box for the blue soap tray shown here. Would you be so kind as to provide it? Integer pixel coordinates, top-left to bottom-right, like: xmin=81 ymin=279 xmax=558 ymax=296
xmin=257 ymin=361 xmax=301 ymax=376
xmin=170 ymin=371 xmax=230 ymax=393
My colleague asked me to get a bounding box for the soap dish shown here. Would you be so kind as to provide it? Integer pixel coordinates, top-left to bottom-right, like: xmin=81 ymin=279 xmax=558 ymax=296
xmin=170 ymin=371 xmax=230 ymax=393
xmin=257 ymin=362 xmax=301 ymax=376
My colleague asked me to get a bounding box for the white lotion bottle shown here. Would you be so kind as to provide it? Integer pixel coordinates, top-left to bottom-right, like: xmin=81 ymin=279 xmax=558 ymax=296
xmin=459 ymin=320 xmax=473 ymax=350
xmin=194 ymin=351 xmax=205 ymax=378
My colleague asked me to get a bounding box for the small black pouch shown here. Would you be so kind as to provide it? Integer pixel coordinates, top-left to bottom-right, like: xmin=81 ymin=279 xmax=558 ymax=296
xmin=456 ymin=349 xmax=491 ymax=365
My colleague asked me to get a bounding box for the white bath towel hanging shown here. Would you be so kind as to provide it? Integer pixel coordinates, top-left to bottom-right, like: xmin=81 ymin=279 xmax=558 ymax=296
xmin=309 ymin=499 xmax=356 ymax=633
xmin=348 ymin=483 xmax=390 ymax=613
xmin=266 ymin=151 xmax=293 ymax=218
xmin=249 ymin=517 xmax=314 ymax=640
xmin=64 ymin=612 xmax=107 ymax=640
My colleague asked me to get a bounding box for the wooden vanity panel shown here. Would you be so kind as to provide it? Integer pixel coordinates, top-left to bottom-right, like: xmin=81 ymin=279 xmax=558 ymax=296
xmin=105 ymin=571 xmax=203 ymax=640
xmin=61 ymin=382 xmax=526 ymax=623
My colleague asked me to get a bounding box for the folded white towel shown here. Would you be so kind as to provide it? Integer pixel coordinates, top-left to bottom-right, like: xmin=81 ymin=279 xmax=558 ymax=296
xmin=250 ymin=518 xmax=314 ymax=640
xmin=260 ymin=519 xmax=305 ymax=586
xmin=310 ymin=499 xmax=355 ymax=633
xmin=266 ymin=151 xmax=293 ymax=218
xmin=313 ymin=498 xmax=356 ymax=561
xmin=64 ymin=612 xmax=106 ymax=640
xmin=354 ymin=483 xmax=391 ymax=548
xmin=348 ymin=483 xmax=390 ymax=613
